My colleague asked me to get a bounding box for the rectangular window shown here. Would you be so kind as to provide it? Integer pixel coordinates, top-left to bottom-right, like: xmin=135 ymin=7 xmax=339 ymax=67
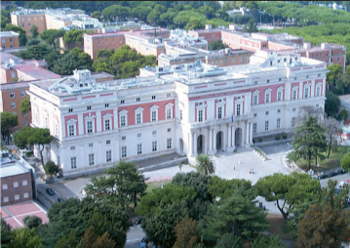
xmin=121 ymin=146 xmax=127 ymax=158
xmin=105 ymin=103 xmax=109 ymax=108
xmin=253 ymin=123 xmax=257 ymax=134
xmin=106 ymin=150 xmax=111 ymax=162
xmin=277 ymin=109 xmax=281 ymax=113
xmin=3 ymin=197 xmax=9 ymax=203
xmin=137 ymin=144 xmax=142 ymax=155
xmin=266 ymin=111 xmax=269 ymax=115
xmin=198 ymin=110 xmax=203 ymax=122
xmin=305 ymin=87 xmax=309 ymax=98
xmin=10 ymin=92 xmax=15 ymax=98
xmin=152 ymin=141 xmax=157 ymax=152
xmin=89 ymin=154 xmax=94 ymax=166
xmin=121 ymin=116 xmax=126 ymax=126
xmin=68 ymin=108 xmax=73 ymax=113
xmin=316 ymin=87 xmax=320 ymax=97
xmin=136 ymin=113 xmax=141 ymax=124
xmin=167 ymin=128 xmax=171 ymax=132
xmin=22 ymin=180 xmax=28 ymax=186
xmin=265 ymin=121 xmax=269 ymax=131
xmin=13 ymin=182 xmax=19 ymax=188
xmin=137 ymin=133 xmax=141 ymax=137
xmin=23 ymin=193 xmax=29 ymax=198
xmin=87 ymin=121 xmax=93 ymax=133
xmin=2 ymin=184 xmax=8 ymax=190
xmin=180 ymin=109 xmax=183 ymax=120
xmin=14 ymin=194 xmax=20 ymax=200
xmin=265 ymin=93 xmax=270 ymax=103
xmin=166 ymin=108 xmax=172 ymax=119
xmin=293 ymin=90 xmax=297 ymax=100
xmin=217 ymin=107 xmax=222 ymax=119
xmin=120 ymin=100 xmax=125 ymax=104
xmin=167 ymin=138 xmax=172 ymax=149
xmin=89 ymin=143 xmax=93 ymax=147
xmin=253 ymin=95 xmax=258 ymax=105
xmin=1 ymin=38 xmax=5 ymax=43
xmin=71 ymin=157 xmax=77 ymax=169
xmin=106 ymin=140 xmax=111 ymax=145
xmin=104 ymin=119 xmax=110 ymax=130
xmin=11 ymin=102 xmax=15 ymax=108
xmin=152 ymin=131 xmax=156 ymax=135
xmin=136 ymin=98 xmax=140 ymax=102
xmin=21 ymin=91 xmax=25 ymax=97
xmin=70 ymin=146 xmax=75 ymax=150
xmin=277 ymin=91 xmax=282 ymax=101
xmin=23 ymin=120 xmax=27 ymax=127
xmin=277 ymin=118 xmax=281 ymax=129
xmin=151 ymin=111 xmax=157 ymax=122
xmin=121 ymin=136 xmax=126 ymax=140
xmin=152 ymin=95 xmax=156 ymax=99
xmin=87 ymin=106 xmax=91 ymax=110
xmin=236 ymin=104 xmax=241 ymax=116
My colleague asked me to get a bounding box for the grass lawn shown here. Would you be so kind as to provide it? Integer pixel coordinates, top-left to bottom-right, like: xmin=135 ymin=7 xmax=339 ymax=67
xmin=146 ymin=180 xmax=172 ymax=193
xmin=296 ymin=146 xmax=350 ymax=172
xmin=267 ymin=213 xmax=295 ymax=240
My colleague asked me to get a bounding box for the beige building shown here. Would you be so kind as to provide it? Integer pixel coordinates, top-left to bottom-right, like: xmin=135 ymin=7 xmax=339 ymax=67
xmin=11 ymin=9 xmax=46 ymax=34
xmin=0 ymin=32 xmax=20 ymax=50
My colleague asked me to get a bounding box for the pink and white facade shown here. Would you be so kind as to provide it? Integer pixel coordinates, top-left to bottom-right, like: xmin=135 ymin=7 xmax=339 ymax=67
xmin=28 ymin=51 xmax=328 ymax=177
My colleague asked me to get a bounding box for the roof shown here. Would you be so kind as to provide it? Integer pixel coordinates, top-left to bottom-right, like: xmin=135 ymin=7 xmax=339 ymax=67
xmin=0 ymin=31 xmax=20 ymax=37
xmin=85 ymin=28 xmax=169 ymax=38
xmin=91 ymin=72 xmax=114 ymax=80
xmin=15 ymin=64 xmax=61 ymax=80
xmin=0 ymin=162 xmax=30 ymax=178
xmin=0 ymin=81 xmax=32 ymax=90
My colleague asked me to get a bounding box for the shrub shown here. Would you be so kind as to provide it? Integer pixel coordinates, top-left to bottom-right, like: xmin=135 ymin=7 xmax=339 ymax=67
xmin=282 ymin=133 xmax=287 ymax=139
xmin=258 ymin=138 xmax=262 ymax=142
xmin=275 ymin=136 xmax=281 ymax=140
xmin=26 ymin=151 xmax=34 ymax=157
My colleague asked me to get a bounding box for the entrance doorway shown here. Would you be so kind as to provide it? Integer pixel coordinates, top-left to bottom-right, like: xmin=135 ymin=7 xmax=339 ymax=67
xmin=197 ymin=135 xmax=204 ymax=154
xmin=216 ymin=131 xmax=223 ymax=151
xmin=235 ymin=128 xmax=242 ymax=147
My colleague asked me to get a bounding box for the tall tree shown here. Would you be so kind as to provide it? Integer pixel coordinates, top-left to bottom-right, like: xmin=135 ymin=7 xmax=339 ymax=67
xmin=243 ymin=19 xmax=258 ymax=33
xmin=320 ymin=117 xmax=342 ymax=158
xmin=173 ymin=214 xmax=198 ymax=248
xmin=39 ymin=29 xmax=66 ymax=50
xmin=325 ymin=91 xmax=340 ymax=117
xmin=44 ymin=161 xmax=60 ymax=178
xmin=1 ymin=112 xmax=18 ymax=141
xmin=195 ymin=154 xmax=215 ymax=175
xmin=287 ymin=115 xmax=327 ymax=170
xmin=214 ymin=233 xmax=242 ymax=248
xmin=1 ymin=218 xmax=13 ymax=248
xmin=63 ymin=29 xmax=85 ymax=50
xmin=23 ymin=216 xmax=42 ymax=229
xmin=341 ymin=152 xmax=350 ymax=172
xmin=326 ymin=64 xmax=343 ymax=90
xmin=20 ymin=97 xmax=31 ymax=115
xmin=12 ymin=228 xmax=42 ymax=248
xmin=3 ymin=24 xmax=27 ymax=46
xmin=251 ymin=234 xmax=286 ymax=248
xmin=30 ymin=25 xmax=39 ymax=38
xmin=185 ymin=17 xmax=205 ymax=31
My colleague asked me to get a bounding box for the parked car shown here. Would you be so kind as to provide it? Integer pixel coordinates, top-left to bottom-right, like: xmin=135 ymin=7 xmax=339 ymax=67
xmin=57 ymin=198 xmax=65 ymax=203
xmin=335 ymin=168 xmax=347 ymax=175
xmin=139 ymin=236 xmax=149 ymax=248
xmin=318 ymin=174 xmax=329 ymax=180
xmin=327 ymin=171 xmax=337 ymax=177
xmin=46 ymin=188 xmax=55 ymax=196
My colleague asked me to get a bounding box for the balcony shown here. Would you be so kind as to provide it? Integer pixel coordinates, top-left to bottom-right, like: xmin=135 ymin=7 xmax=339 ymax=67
xmin=190 ymin=113 xmax=252 ymax=128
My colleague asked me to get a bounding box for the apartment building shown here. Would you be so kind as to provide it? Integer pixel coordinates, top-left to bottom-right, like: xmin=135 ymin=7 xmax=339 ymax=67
xmin=188 ymin=24 xmax=222 ymax=43
xmin=10 ymin=9 xmax=46 ymax=34
xmin=0 ymin=32 xmax=20 ymax=50
xmin=27 ymin=50 xmax=327 ymax=177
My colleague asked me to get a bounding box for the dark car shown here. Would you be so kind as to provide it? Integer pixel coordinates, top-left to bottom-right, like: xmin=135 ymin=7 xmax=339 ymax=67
xmin=327 ymin=171 xmax=337 ymax=177
xmin=335 ymin=168 xmax=347 ymax=175
xmin=57 ymin=198 xmax=65 ymax=203
xmin=46 ymin=188 xmax=55 ymax=195
xmin=135 ymin=217 xmax=145 ymax=225
xmin=318 ymin=174 xmax=329 ymax=180
xmin=139 ymin=236 xmax=149 ymax=248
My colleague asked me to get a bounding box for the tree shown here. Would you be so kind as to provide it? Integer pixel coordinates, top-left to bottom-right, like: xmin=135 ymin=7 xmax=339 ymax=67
xmin=195 ymin=154 xmax=215 ymax=175
xmin=147 ymin=5 xmax=166 ymax=25
xmin=325 ymin=91 xmax=340 ymax=117
xmin=320 ymin=117 xmax=342 ymax=158
xmin=30 ymin=25 xmax=39 ymax=38
xmin=251 ymin=234 xmax=286 ymax=248
xmin=295 ymin=204 xmax=350 ymax=248
xmin=39 ymin=29 xmax=66 ymax=50
xmin=1 ymin=112 xmax=18 ymax=140
xmin=255 ymin=172 xmax=321 ymax=220
xmin=91 ymin=11 xmax=102 ymax=21
xmin=92 ymin=232 xmax=116 ymax=248
xmin=12 ymin=228 xmax=42 ymax=248
xmin=341 ymin=152 xmax=350 ymax=172
xmin=44 ymin=160 xmax=60 ymax=178
xmin=173 ymin=214 xmax=198 ymax=248
xmin=185 ymin=17 xmax=205 ymax=31
xmin=63 ymin=29 xmax=85 ymax=50
xmin=326 ymin=64 xmax=343 ymax=90
xmin=1 ymin=218 xmax=13 ymax=248
xmin=337 ymin=108 xmax=348 ymax=121
xmin=3 ymin=24 xmax=27 ymax=46
xmin=20 ymin=97 xmax=31 ymax=115
xmin=214 ymin=233 xmax=242 ymax=248
xmin=16 ymin=42 xmax=53 ymax=60
xmin=23 ymin=215 xmax=42 ymax=229
xmin=54 ymin=229 xmax=79 ymax=248
xmin=198 ymin=6 xmax=215 ymax=19
xmin=243 ymin=19 xmax=258 ymax=33
xmin=13 ymin=127 xmax=53 ymax=166
xmin=209 ymin=39 xmax=228 ymax=51
xmin=287 ymin=115 xmax=327 ymax=170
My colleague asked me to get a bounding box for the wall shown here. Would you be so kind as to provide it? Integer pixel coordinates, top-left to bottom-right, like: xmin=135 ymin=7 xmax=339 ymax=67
xmin=1 ymin=172 xmax=33 ymax=206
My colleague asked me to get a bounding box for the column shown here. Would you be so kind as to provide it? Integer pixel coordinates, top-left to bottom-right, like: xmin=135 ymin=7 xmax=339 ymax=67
xmin=193 ymin=132 xmax=197 ymax=156
xmin=245 ymin=121 xmax=249 ymax=147
xmin=232 ymin=127 xmax=236 ymax=150
xmin=311 ymin=80 xmax=315 ymax=98
xmin=209 ymin=128 xmax=212 ymax=152
xmin=227 ymin=125 xmax=231 ymax=148
xmin=189 ymin=131 xmax=193 ymax=156
xmin=250 ymin=122 xmax=253 ymax=144
xmin=213 ymin=129 xmax=217 ymax=153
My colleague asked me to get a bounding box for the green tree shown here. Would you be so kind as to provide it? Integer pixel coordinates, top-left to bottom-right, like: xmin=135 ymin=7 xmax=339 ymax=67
xmin=52 ymin=48 xmax=93 ymax=75
xmin=338 ymin=108 xmax=348 ymax=121
xmin=1 ymin=112 xmax=18 ymax=140
xmin=20 ymin=97 xmax=31 ymax=115
xmin=295 ymin=204 xmax=350 ymax=248
xmin=39 ymin=29 xmax=66 ymax=50
xmin=91 ymin=11 xmax=102 ymax=21
xmin=209 ymin=39 xmax=228 ymax=51
xmin=185 ymin=17 xmax=205 ymax=31
xmin=54 ymin=229 xmax=79 ymax=248
xmin=23 ymin=215 xmax=42 ymax=229
xmin=255 ymin=172 xmax=321 ymax=220
xmin=147 ymin=5 xmax=166 ymax=25
xmin=195 ymin=154 xmax=215 ymax=175
xmin=16 ymin=42 xmax=53 ymax=60
xmin=287 ymin=115 xmax=327 ymax=170
xmin=13 ymin=127 xmax=53 ymax=166
xmin=92 ymin=232 xmax=116 ymax=248
xmin=63 ymin=29 xmax=85 ymax=50
xmin=30 ymin=25 xmax=39 ymax=38
xmin=173 ymin=214 xmax=198 ymax=248
xmin=243 ymin=19 xmax=258 ymax=33
xmin=325 ymin=91 xmax=341 ymax=117
xmin=1 ymin=9 xmax=11 ymax=29
xmin=197 ymin=6 xmax=215 ymax=19
xmin=12 ymin=228 xmax=42 ymax=248
xmin=251 ymin=234 xmax=286 ymax=248
xmin=44 ymin=160 xmax=60 ymax=178
xmin=214 ymin=233 xmax=242 ymax=248
xmin=341 ymin=152 xmax=350 ymax=172
xmin=3 ymin=24 xmax=27 ymax=46
xmin=1 ymin=218 xmax=13 ymax=248
xmin=326 ymin=64 xmax=343 ymax=90
xmin=321 ymin=117 xmax=342 ymax=158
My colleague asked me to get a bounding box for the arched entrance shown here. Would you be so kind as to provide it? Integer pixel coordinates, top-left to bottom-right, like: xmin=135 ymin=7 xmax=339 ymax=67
xmin=197 ymin=135 xmax=204 ymax=155
xmin=235 ymin=128 xmax=242 ymax=147
xmin=216 ymin=131 xmax=223 ymax=151
xmin=179 ymin=138 xmax=184 ymax=155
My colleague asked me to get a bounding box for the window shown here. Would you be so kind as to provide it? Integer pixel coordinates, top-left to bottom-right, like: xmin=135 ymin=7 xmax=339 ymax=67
xmin=106 ymin=150 xmax=111 ymax=162
xmin=277 ymin=91 xmax=282 ymax=101
xmin=121 ymin=146 xmax=127 ymax=158
xmin=166 ymin=108 xmax=172 ymax=119
xmin=266 ymin=111 xmax=269 ymax=115
xmin=106 ymin=140 xmax=111 ymax=145
xmin=3 ymin=197 xmax=9 ymax=203
xmin=152 ymin=141 xmax=157 ymax=152
xmin=167 ymin=138 xmax=172 ymax=149
xmin=277 ymin=118 xmax=281 ymax=129
xmin=71 ymin=157 xmax=77 ymax=169
xmin=2 ymin=184 xmax=8 ymax=190
xmin=70 ymin=146 xmax=75 ymax=150
xmin=136 ymin=98 xmax=140 ymax=102
xmin=13 ymin=182 xmax=19 ymax=188
xmin=180 ymin=109 xmax=183 ymax=120
xmin=87 ymin=106 xmax=91 ymax=110
xmin=11 ymin=102 xmax=15 ymax=108
xmin=152 ymin=95 xmax=156 ymax=99
xmin=253 ymin=95 xmax=258 ymax=105
xmin=253 ymin=123 xmax=257 ymax=134
xmin=22 ymin=180 xmax=28 ymax=186
xmin=23 ymin=193 xmax=29 ymax=198
xmin=265 ymin=93 xmax=270 ymax=103
xmin=23 ymin=120 xmax=27 ymax=127
xmin=277 ymin=109 xmax=281 ymax=113
xmin=105 ymin=103 xmax=109 ymax=108
xmin=69 ymin=125 xmax=75 ymax=136
xmin=246 ymin=56 xmax=249 ymax=61
xmin=151 ymin=110 xmax=157 ymax=122
xmin=236 ymin=104 xmax=241 ymax=116
xmin=87 ymin=121 xmax=93 ymax=133
xmin=316 ymin=87 xmax=321 ymax=97
xmin=265 ymin=121 xmax=269 ymax=131
xmin=137 ymin=133 xmax=141 ymax=137
xmin=122 ymin=136 xmax=126 ymax=140
xmin=21 ymin=91 xmax=25 ymax=97
xmin=105 ymin=119 xmax=110 ymax=130
xmin=292 ymin=90 xmax=297 ymax=100
xmin=137 ymin=144 xmax=142 ymax=155
xmin=120 ymin=116 xmax=126 ymax=126
xmin=152 ymin=131 xmax=157 ymax=135
xmin=198 ymin=109 xmax=203 ymax=122
xmin=68 ymin=108 xmax=73 ymax=113
xmin=304 ymin=87 xmax=309 ymax=98
xmin=14 ymin=194 xmax=20 ymax=200
xmin=89 ymin=154 xmax=94 ymax=166
xmin=1 ymin=38 xmax=4 ymax=43
xmin=218 ymin=107 xmax=222 ymax=119
xmin=10 ymin=92 xmax=15 ymax=98
xmin=167 ymin=93 xmax=171 ymax=97
xmin=232 ymin=57 xmax=235 ymax=62
xmin=120 ymin=100 xmax=125 ymax=104
xmin=253 ymin=113 xmax=257 ymax=117
xmin=292 ymin=117 xmax=296 ymax=127
xmin=239 ymin=56 xmax=242 ymax=62
xmin=293 ymin=108 xmax=296 ymax=112
xmin=267 ymin=80 xmax=270 ymax=83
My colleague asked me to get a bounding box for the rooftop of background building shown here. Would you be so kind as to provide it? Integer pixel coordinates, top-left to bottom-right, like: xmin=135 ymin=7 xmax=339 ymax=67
xmin=0 ymin=31 xmax=20 ymax=37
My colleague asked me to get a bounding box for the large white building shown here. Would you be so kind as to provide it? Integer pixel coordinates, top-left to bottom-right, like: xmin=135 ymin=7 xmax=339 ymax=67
xmin=28 ymin=50 xmax=328 ymax=177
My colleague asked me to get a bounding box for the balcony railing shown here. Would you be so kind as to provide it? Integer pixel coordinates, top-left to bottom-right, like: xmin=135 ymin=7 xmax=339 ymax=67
xmin=190 ymin=113 xmax=252 ymax=128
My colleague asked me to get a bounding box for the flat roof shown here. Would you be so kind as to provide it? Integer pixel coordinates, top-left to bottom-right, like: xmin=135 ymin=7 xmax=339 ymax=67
xmin=1 ymin=162 xmax=29 ymax=178
xmin=0 ymin=31 xmax=20 ymax=37
xmin=15 ymin=64 xmax=61 ymax=80
xmin=91 ymin=72 xmax=114 ymax=79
